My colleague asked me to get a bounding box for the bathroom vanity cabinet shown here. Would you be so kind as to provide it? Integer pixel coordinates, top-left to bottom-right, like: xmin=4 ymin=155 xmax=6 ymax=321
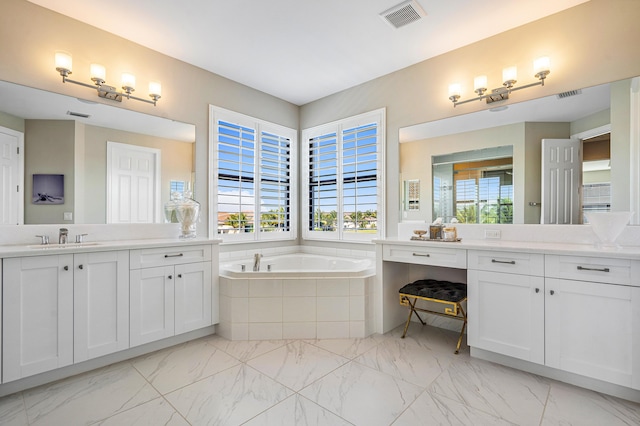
xmin=1 ymin=240 xmax=218 ymax=385
xmin=130 ymin=245 xmax=212 ymax=346
xmin=376 ymin=239 xmax=640 ymax=400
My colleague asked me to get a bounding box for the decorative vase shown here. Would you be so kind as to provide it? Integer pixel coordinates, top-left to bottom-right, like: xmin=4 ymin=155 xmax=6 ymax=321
xmin=175 ymin=192 xmax=200 ymax=239
xmin=163 ymin=191 xmax=183 ymax=223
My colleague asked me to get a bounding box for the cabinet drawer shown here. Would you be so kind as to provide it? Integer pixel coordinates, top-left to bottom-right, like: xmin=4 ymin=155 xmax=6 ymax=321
xmin=383 ymin=244 xmax=466 ymax=269
xmin=468 ymin=250 xmax=544 ymax=276
xmin=130 ymin=245 xmax=212 ymax=269
xmin=545 ymin=255 xmax=640 ymax=286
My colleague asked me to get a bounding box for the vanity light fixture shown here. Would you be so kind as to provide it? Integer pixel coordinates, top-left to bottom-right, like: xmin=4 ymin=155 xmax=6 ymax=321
xmin=54 ymin=51 xmax=161 ymax=106
xmin=448 ymin=57 xmax=550 ymax=107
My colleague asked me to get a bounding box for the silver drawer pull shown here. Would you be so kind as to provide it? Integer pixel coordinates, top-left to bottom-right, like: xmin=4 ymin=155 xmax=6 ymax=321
xmin=577 ymin=266 xmax=610 ymax=273
xmin=412 ymin=253 xmax=430 ymax=257
xmin=164 ymin=253 xmax=184 ymax=258
xmin=492 ymin=259 xmax=516 ymax=265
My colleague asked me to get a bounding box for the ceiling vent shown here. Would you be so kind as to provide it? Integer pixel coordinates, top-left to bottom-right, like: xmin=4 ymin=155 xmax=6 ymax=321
xmin=380 ymin=0 xmax=427 ymax=29
xmin=556 ymin=89 xmax=582 ymax=100
xmin=67 ymin=111 xmax=90 ymax=118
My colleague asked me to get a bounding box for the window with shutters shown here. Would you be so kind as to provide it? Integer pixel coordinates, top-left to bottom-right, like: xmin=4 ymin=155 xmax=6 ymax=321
xmin=302 ymin=108 xmax=385 ymax=242
xmin=210 ymin=106 xmax=297 ymax=241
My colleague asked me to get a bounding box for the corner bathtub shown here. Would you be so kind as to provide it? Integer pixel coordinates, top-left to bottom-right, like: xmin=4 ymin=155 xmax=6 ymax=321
xmin=220 ymin=253 xmax=374 ymax=278
xmin=218 ymin=253 xmax=376 ymax=341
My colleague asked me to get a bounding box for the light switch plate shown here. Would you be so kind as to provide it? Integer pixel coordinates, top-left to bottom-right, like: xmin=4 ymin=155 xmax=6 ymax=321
xmin=63 ymin=212 xmax=73 ymax=221
xmin=484 ymin=229 xmax=501 ymax=239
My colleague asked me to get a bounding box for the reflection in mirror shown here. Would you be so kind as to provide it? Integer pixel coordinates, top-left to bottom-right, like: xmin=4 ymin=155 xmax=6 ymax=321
xmin=0 ymin=80 xmax=196 ymax=225
xmin=399 ymin=77 xmax=639 ymax=225
xmin=432 ymin=146 xmax=513 ymax=224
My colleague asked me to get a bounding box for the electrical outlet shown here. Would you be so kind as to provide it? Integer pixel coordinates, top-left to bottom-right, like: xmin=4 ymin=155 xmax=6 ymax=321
xmin=63 ymin=212 xmax=73 ymax=221
xmin=484 ymin=229 xmax=501 ymax=239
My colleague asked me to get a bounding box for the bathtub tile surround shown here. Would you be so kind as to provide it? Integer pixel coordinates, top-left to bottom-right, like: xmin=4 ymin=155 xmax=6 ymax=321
xmin=219 ymin=246 xmax=376 ymax=340
xmin=2 ymin=326 xmax=640 ymax=425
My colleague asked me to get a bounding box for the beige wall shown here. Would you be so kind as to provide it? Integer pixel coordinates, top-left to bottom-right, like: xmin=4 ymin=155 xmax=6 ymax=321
xmin=24 ymin=120 xmax=75 ymax=224
xmin=0 ymin=0 xmax=299 ymax=236
xmin=301 ymin=0 xmax=640 ymax=237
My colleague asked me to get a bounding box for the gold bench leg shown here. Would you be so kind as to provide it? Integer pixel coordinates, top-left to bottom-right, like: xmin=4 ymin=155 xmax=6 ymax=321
xmin=454 ymin=303 xmax=467 ymax=354
xmin=401 ymin=296 xmax=426 ymax=338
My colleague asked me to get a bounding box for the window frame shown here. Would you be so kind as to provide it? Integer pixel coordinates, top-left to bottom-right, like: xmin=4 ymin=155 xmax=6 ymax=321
xmin=209 ymin=105 xmax=297 ymax=242
xmin=302 ymin=108 xmax=385 ymax=243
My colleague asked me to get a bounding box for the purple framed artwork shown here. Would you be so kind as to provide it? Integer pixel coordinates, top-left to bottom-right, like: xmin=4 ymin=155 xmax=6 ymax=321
xmin=33 ymin=174 xmax=64 ymax=204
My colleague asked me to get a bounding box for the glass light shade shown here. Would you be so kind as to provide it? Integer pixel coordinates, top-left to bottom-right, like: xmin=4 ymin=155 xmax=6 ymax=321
xmin=148 ymin=81 xmax=162 ymax=97
xmin=90 ymin=64 xmax=106 ymax=81
xmin=473 ymin=75 xmax=487 ymax=91
xmin=448 ymin=83 xmax=461 ymax=98
xmin=502 ymin=66 xmax=517 ymax=83
xmin=534 ymin=56 xmax=550 ymax=74
xmin=55 ymin=51 xmax=72 ymax=72
xmin=121 ymin=73 xmax=136 ymax=90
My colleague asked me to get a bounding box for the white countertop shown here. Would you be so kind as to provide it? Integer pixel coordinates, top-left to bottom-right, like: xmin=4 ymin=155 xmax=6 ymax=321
xmin=375 ymin=238 xmax=640 ymax=260
xmin=0 ymin=238 xmax=221 ymax=258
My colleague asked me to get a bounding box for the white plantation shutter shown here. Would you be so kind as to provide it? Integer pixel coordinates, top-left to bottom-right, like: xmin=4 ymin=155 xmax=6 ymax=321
xmin=210 ymin=106 xmax=297 ymax=241
xmin=303 ymin=108 xmax=385 ymax=241
xmin=259 ymin=131 xmax=291 ymax=232
xmin=308 ymin=132 xmax=338 ymax=232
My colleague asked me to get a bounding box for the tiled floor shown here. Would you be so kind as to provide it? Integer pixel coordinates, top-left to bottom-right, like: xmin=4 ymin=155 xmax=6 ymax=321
xmin=1 ymin=325 xmax=639 ymax=425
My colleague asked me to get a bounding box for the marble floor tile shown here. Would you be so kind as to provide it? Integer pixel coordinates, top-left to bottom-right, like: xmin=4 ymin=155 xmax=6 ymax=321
xmin=392 ymin=390 xmax=515 ymax=426
xmin=354 ymin=337 xmax=452 ymax=387
xmin=243 ymin=394 xmax=353 ymax=426
xmin=208 ymin=335 xmax=289 ymax=362
xmin=165 ymin=364 xmax=293 ymax=425
xmin=299 ymin=361 xmax=423 ymax=426
xmin=0 ymin=392 xmax=28 ymax=426
xmin=247 ymin=341 xmax=349 ymax=391
xmin=429 ymin=358 xmax=549 ymax=426
xmin=382 ymin=324 xmax=465 ymax=356
xmin=541 ymin=381 xmax=640 ymax=426
xmin=131 ymin=337 xmax=241 ymax=394
xmin=305 ymin=334 xmax=384 ymax=359
xmin=93 ymin=397 xmax=189 ymax=426
xmin=23 ymin=363 xmax=160 ymax=426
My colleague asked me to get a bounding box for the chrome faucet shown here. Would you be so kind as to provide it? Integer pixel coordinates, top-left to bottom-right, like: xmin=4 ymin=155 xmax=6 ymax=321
xmin=253 ymin=253 xmax=262 ymax=272
xmin=58 ymin=228 xmax=68 ymax=244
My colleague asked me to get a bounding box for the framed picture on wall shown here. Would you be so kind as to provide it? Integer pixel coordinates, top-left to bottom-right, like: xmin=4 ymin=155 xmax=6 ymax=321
xmin=32 ymin=174 xmax=64 ymax=204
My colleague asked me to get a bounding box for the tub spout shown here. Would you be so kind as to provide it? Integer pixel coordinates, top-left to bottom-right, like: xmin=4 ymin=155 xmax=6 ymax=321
xmin=253 ymin=253 xmax=262 ymax=272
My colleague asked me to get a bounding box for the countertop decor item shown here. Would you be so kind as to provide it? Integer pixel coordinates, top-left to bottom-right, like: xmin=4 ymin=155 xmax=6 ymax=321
xmin=175 ymin=191 xmax=200 ymax=239
xmin=584 ymin=211 xmax=633 ymax=249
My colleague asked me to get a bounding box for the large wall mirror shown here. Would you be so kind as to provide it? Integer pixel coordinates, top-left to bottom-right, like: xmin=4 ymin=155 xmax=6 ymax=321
xmin=400 ymin=76 xmax=640 ymax=226
xmin=0 ymin=80 xmax=195 ymax=225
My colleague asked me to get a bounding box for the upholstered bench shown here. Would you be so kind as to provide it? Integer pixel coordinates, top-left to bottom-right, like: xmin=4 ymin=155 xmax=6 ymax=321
xmin=398 ymin=279 xmax=467 ymax=354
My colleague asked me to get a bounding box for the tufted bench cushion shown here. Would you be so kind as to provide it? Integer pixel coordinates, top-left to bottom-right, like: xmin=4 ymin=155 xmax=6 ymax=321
xmin=399 ymin=279 xmax=467 ymax=303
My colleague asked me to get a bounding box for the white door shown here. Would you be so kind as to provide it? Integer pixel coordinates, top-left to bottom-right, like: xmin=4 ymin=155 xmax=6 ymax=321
xmin=546 ymin=278 xmax=635 ymax=387
xmin=130 ymin=266 xmax=175 ymax=347
xmin=175 ymin=262 xmax=212 ymax=334
xmin=541 ymin=139 xmax=582 ymax=224
xmin=74 ymin=251 xmax=130 ymax=362
xmin=468 ymin=270 xmax=545 ymax=364
xmin=2 ymin=255 xmax=74 ymax=382
xmin=107 ymin=141 xmax=161 ymax=224
xmin=0 ymin=126 xmax=24 ymax=225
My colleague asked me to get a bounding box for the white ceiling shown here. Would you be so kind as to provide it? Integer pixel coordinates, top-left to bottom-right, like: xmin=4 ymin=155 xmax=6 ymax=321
xmin=28 ymin=0 xmax=588 ymax=105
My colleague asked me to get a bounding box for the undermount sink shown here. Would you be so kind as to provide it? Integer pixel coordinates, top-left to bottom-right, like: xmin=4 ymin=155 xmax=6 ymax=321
xmin=26 ymin=242 xmax=102 ymax=249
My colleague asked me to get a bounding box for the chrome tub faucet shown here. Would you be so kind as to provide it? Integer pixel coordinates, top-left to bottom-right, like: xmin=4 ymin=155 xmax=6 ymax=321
xmin=253 ymin=253 xmax=262 ymax=271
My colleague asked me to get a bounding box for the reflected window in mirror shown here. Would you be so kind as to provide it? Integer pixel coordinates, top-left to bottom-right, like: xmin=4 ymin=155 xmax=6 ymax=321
xmin=433 ymin=146 xmax=513 ymax=224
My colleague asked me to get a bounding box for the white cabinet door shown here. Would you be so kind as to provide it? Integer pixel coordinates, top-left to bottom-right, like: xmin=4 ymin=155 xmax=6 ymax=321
xmin=546 ymin=278 xmax=636 ymax=387
xmin=130 ymin=266 xmax=175 ymax=347
xmin=175 ymin=262 xmax=212 ymax=334
xmin=74 ymin=251 xmax=130 ymax=362
xmin=633 ymin=287 xmax=640 ymax=391
xmin=2 ymin=255 xmax=74 ymax=382
xmin=468 ymin=270 xmax=545 ymax=364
